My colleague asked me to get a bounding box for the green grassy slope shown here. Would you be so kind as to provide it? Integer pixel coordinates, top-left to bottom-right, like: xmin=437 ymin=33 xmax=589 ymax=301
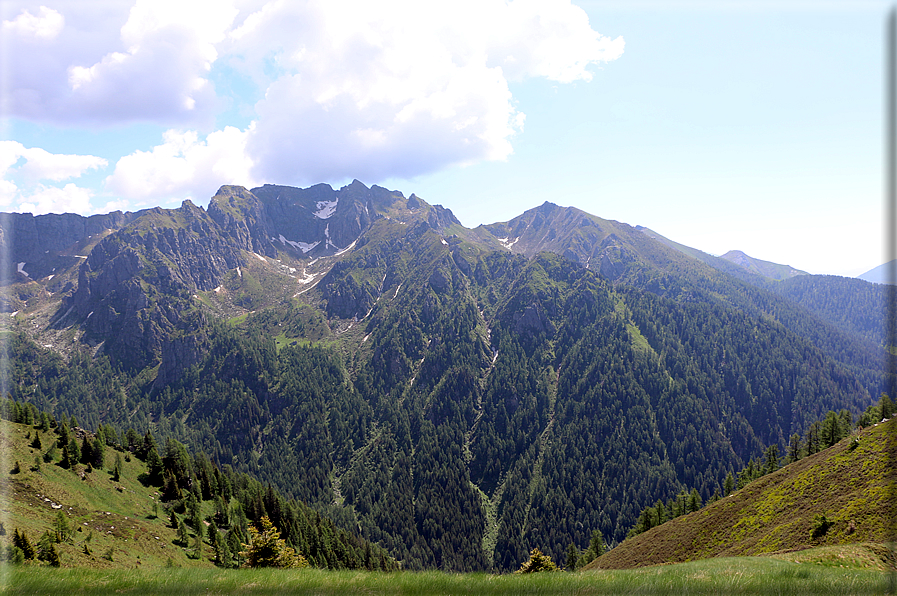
xmin=587 ymin=419 xmax=896 ymax=570
xmin=5 ymin=555 xmax=894 ymax=596
xmin=1 ymin=419 xmax=210 ymax=569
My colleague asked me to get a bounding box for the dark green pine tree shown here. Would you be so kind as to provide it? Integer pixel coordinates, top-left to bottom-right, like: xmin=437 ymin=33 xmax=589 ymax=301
xmin=60 ymin=443 xmax=72 ymax=469
xmin=880 ymin=393 xmax=895 ymax=420
xmin=565 ymin=543 xmax=580 ymax=571
xmin=13 ymin=529 xmax=36 ymax=560
xmin=177 ymin=519 xmax=190 ymax=547
xmin=68 ymin=438 xmax=81 ymax=466
xmin=145 ymin=445 xmax=164 ymax=484
xmin=589 ymin=528 xmax=605 ymax=558
xmin=111 ymin=452 xmax=123 ymax=482
xmin=91 ymin=434 xmax=105 ymax=470
xmin=723 ymin=471 xmax=734 ymax=496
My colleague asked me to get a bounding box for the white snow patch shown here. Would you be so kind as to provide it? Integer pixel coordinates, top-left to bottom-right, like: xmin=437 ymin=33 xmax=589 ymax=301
xmin=295 ymin=283 xmax=319 ymax=296
xmin=334 ymin=239 xmax=358 ymax=256
xmin=297 ymin=271 xmax=318 ymax=285
xmin=47 ymin=275 xmax=54 ymax=281
xmin=253 ymin=253 xmax=267 ymax=262
xmin=441 ymin=238 xmax=448 ymax=245
xmin=314 ymin=199 xmax=338 ymax=219
xmin=393 ymin=283 xmax=402 ymax=299
xmin=214 ymin=286 xmax=222 ymax=293
xmin=17 ymin=262 xmax=29 ymax=277
xmin=499 ymin=237 xmax=520 ymax=250
xmin=236 ymin=267 xmax=242 ymax=278
xmin=278 ymin=234 xmax=320 ymax=254
xmin=324 ymin=224 xmax=339 ymax=250
xmin=363 ymin=333 xmax=371 ymax=343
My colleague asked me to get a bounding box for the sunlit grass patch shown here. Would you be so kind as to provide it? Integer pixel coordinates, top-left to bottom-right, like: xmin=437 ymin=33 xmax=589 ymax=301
xmin=3 ymin=558 xmax=893 ymax=596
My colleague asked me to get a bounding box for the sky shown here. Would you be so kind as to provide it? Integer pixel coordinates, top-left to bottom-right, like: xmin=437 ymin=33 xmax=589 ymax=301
xmin=0 ymin=0 xmax=889 ymax=277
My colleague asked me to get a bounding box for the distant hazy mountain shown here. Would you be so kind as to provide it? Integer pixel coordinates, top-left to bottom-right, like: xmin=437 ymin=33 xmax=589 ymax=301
xmin=718 ymin=250 xmax=808 ymax=281
xmin=857 ymin=260 xmax=895 ymax=284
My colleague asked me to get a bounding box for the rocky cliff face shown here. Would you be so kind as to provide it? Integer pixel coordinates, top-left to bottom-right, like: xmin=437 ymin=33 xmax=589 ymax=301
xmin=0 ymin=210 xmax=139 ymax=281
xmin=62 ymin=200 xmax=242 ymax=370
xmin=43 ymin=180 xmax=462 ymax=371
xmin=207 ymin=185 xmax=279 ymax=258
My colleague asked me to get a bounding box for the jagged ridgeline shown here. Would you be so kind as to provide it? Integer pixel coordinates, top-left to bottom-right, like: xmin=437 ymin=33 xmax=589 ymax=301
xmin=1 ymin=181 xmax=890 ymax=571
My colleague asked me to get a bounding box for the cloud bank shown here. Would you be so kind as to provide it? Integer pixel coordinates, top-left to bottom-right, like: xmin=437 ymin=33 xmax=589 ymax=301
xmin=2 ymin=0 xmax=623 ymax=210
xmin=0 ymin=141 xmax=107 ymax=214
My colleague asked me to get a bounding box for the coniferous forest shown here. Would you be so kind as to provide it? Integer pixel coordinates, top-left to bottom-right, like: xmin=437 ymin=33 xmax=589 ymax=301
xmin=1 ymin=182 xmax=891 ymax=571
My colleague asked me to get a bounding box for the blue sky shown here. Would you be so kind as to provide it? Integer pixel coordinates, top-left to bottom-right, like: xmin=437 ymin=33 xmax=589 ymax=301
xmin=0 ymin=0 xmax=889 ymax=277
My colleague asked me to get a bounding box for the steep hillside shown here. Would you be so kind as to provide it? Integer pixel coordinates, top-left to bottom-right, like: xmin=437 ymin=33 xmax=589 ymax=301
xmin=587 ymin=418 xmax=897 ymax=569
xmin=485 ymin=206 xmax=889 ymax=398
xmin=0 ymin=405 xmax=396 ymax=570
xmin=771 ymin=275 xmax=888 ymax=348
xmin=1 ymin=181 xmax=891 ymax=572
xmin=636 ymin=226 xmax=888 ymax=352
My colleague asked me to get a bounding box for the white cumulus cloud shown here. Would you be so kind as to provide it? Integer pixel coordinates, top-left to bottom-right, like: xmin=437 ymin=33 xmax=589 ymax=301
xmin=6 ymin=0 xmax=623 ymax=204
xmin=3 ymin=0 xmax=238 ymax=125
xmin=17 ymin=183 xmax=95 ymax=215
xmin=106 ymin=125 xmax=258 ymax=201
xmin=0 ymin=141 xmax=108 ymax=213
xmin=0 ymin=140 xmax=107 ymax=181
xmin=2 ymin=5 xmax=64 ymax=40
xmin=19 ymin=147 xmax=107 ymax=183
xmin=0 ymin=180 xmax=18 ymax=208
xmin=229 ymin=0 xmax=623 ymax=185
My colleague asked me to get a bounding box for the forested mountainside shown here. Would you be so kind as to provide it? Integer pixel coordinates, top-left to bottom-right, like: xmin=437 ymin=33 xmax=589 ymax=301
xmin=768 ymin=275 xmax=889 ymax=348
xmin=589 ymin=415 xmax=897 ymax=570
xmin=1 ymin=181 xmax=890 ymax=571
xmin=1 ymin=399 xmax=399 ymax=571
xmin=633 ymin=225 xmax=890 ymax=353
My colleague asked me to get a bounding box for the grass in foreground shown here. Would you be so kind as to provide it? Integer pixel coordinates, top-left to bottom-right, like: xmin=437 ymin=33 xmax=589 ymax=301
xmin=2 ymin=556 xmax=893 ymax=596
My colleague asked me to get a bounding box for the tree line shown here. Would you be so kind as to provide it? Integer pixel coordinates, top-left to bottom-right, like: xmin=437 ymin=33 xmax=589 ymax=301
xmin=625 ymin=394 xmax=894 ymax=538
xmin=0 ymin=397 xmax=398 ymax=571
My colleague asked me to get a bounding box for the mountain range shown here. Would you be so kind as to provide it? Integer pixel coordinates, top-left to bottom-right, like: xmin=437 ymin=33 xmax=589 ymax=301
xmin=0 ymin=180 xmax=891 ymax=571
xmin=858 ymin=260 xmax=895 ymax=285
